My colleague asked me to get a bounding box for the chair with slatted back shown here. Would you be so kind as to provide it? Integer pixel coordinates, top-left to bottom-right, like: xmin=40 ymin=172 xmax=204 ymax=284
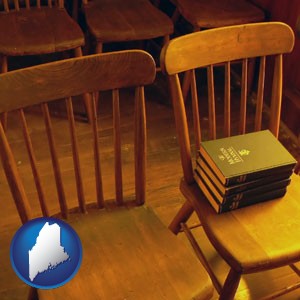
xmin=0 ymin=50 xmax=214 ymax=299
xmin=0 ymin=0 xmax=92 ymax=129
xmin=168 ymin=0 xmax=265 ymax=100
xmin=160 ymin=22 xmax=300 ymax=299
xmin=81 ymin=0 xmax=173 ymax=68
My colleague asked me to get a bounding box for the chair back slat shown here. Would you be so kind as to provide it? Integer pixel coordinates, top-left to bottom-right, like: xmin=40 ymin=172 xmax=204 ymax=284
xmin=224 ymin=61 xmax=231 ymax=137
xmin=13 ymin=0 xmax=20 ymax=10
xmin=90 ymin=93 xmax=104 ymax=208
xmin=135 ymin=86 xmax=146 ymax=205
xmin=269 ymin=54 xmax=283 ymax=138
xmin=191 ymin=69 xmax=201 ymax=151
xmin=0 ymin=122 xmax=32 ymax=223
xmin=255 ymin=56 xmax=266 ymax=131
xmin=3 ymin=0 xmax=9 ymax=11
xmin=19 ymin=109 xmax=49 ymax=217
xmin=113 ymin=89 xmax=123 ymax=205
xmin=42 ymin=103 xmax=68 ymax=218
xmin=0 ymin=0 xmax=52 ymax=11
xmin=207 ymin=65 xmax=216 ymax=140
xmin=161 ymin=22 xmax=295 ymax=184
xmin=66 ymin=97 xmax=86 ymax=213
xmin=0 ymin=0 xmax=62 ymax=10
xmin=239 ymin=58 xmax=248 ymax=134
xmin=0 ymin=51 xmax=155 ymax=222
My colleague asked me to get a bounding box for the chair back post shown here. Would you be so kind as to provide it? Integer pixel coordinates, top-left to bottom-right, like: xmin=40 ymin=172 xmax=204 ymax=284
xmin=134 ymin=86 xmax=147 ymax=204
xmin=168 ymin=74 xmax=194 ymax=184
xmin=269 ymin=54 xmax=283 ymax=138
xmin=0 ymin=122 xmax=32 ymax=224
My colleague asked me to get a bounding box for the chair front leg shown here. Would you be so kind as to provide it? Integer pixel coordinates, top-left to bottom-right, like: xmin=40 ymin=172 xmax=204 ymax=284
xmin=168 ymin=200 xmax=194 ymax=234
xmin=219 ymin=268 xmax=241 ymax=300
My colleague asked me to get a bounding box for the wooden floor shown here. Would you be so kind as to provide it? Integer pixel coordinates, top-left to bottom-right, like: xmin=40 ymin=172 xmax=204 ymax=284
xmin=0 ymin=69 xmax=300 ymax=299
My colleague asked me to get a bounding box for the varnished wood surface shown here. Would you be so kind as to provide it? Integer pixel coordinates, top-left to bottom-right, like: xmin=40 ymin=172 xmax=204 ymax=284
xmin=161 ymin=22 xmax=294 ymax=75
xmin=0 ymin=7 xmax=84 ymax=56
xmin=0 ymin=50 xmax=156 ymax=114
xmin=175 ymin=0 xmax=265 ymax=28
xmin=83 ymin=0 xmax=173 ymax=42
xmin=38 ymin=205 xmax=213 ymax=300
xmin=180 ymin=174 xmax=300 ymax=274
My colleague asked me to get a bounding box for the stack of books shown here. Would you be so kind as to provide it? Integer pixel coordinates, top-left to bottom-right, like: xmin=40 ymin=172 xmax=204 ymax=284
xmin=194 ymin=130 xmax=297 ymax=213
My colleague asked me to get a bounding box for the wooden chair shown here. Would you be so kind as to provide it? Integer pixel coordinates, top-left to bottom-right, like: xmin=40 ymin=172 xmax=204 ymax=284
xmin=168 ymin=0 xmax=265 ymax=100
xmin=0 ymin=50 xmax=214 ymax=300
xmin=161 ymin=22 xmax=300 ymax=299
xmin=171 ymin=0 xmax=265 ymax=30
xmin=81 ymin=0 xmax=173 ymax=68
xmin=0 ymin=0 xmax=92 ymax=129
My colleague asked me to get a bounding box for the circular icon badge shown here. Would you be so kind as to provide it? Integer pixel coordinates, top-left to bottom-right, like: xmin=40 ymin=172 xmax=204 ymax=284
xmin=10 ymin=217 xmax=82 ymax=289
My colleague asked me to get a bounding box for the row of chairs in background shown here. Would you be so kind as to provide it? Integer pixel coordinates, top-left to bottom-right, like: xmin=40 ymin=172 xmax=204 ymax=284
xmin=0 ymin=0 xmax=265 ymax=129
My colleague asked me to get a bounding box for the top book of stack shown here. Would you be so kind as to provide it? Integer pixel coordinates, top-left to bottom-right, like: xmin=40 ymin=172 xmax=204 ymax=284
xmin=197 ymin=130 xmax=296 ymax=187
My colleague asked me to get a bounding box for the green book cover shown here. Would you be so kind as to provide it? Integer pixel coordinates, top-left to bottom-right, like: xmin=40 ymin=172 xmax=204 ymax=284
xmin=198 ymin=130 xmax=296 ymax=186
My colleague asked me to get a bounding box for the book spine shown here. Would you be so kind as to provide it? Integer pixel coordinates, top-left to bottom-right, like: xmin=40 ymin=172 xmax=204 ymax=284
xmin=222 ymin=178 xmax=291 ymax=204
xmin=226 ymin=164 xmax=295 ymax=186
xmin=196 ymin=159 xmax=292 ymax=196
xmin=219 ymin=188 xmax=287 ymax=213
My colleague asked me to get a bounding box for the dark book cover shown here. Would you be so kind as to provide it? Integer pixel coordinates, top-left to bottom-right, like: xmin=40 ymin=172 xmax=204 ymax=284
xmin=194 ymin=167 xmax=291 ymax=203
xmin=194 ymin=173 xmax=287 ymax=213
xmin=195 ymin=159 xmax=293 ymax=196
xmin=198 ymin=130 xmax=296 ymax=186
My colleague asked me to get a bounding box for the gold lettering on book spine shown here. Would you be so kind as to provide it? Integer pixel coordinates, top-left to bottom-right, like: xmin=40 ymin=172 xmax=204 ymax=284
xmin=236 ymin=174 xmax=247 ymax=183
xmin=230 ymin=202 xmax=239 ymax=210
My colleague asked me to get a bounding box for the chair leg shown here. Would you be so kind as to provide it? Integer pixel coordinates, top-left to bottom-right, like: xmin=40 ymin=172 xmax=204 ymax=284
xmin=168 ymin=200 xmax=194 ymax=234
xmin=0 ymin=55 xmax=8 ymax=131
xmin=0 ymin=113 xmax=7 ymax=131
xmin=27 ymin=287 xmax=38 ymax=300
xmin=171 ymin=7 xmax=181 ymax=24
xmin=96 ymin=42 xmax=103 ymax=54
xmin=74 ymin=47 xmax=93 ymax=123
xmin=219 ymin=268 xmax=241 ymax=300
xmin=72 ymin=0 xmax=79 ymax=21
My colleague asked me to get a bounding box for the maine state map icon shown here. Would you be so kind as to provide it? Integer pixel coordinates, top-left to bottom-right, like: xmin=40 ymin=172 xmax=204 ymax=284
xmin=10 ymin=217 xmax=82 ymax=289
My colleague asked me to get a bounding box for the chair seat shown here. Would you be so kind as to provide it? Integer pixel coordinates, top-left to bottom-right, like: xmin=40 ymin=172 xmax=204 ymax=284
xmin=176 ymin=0 xmax=265 ymax=28
xmin=0 ymin=8 xmax=84 ymax=56
xmin=38 ymin=205 xmax=213 ymax=300
xmin=181 ymin=173 xmax=300 ymax=274
xmin=83 ymin=0 xmax=173 ymax=42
